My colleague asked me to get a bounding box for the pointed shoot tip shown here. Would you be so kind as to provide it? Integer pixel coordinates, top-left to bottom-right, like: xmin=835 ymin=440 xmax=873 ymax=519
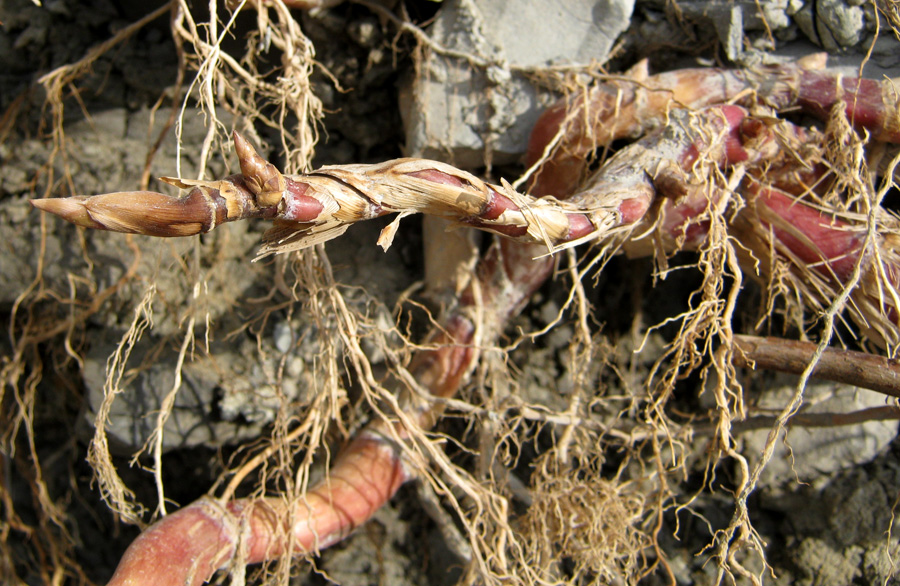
xmin=32 ymin=191 xmax=209 ymax=237
xmin=31 ymin=196 xmax=105 ymax=230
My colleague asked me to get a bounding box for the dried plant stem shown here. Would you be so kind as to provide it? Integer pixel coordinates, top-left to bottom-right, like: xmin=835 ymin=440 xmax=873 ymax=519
xmin=733 ymin=334 xmax=900 ymax=397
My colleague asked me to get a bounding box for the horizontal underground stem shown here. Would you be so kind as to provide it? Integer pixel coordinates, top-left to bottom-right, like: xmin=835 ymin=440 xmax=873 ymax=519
xmin=105 ymin=431 xmax=410 ymax=586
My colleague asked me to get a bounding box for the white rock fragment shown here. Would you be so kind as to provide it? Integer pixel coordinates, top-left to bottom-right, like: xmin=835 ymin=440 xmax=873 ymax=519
xmin=401 ymin=0 xmax=634 ymax=168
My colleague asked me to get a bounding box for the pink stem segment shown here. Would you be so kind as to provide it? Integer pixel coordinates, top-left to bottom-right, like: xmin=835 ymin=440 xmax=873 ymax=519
xmin=107 ymin=432 xmax=409 ymax=586
xmin=527 ymin=56 xmax=900 ymax=197
xmin=747 ymin=182 xmax=867 ymax=282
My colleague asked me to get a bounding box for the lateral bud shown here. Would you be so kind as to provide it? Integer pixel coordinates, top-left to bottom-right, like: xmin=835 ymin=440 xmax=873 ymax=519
xmin=233 ymin=131 xmax=287 ymax=207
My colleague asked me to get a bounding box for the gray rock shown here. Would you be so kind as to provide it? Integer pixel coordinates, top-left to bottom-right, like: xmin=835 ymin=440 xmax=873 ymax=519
xmin=789 ymin=0 xmax=865 ymax=51
xmin=401 ymin=0 xmax=634 ymax=168
xmin=762 ymin=456 xmax=900 ymax=585
xmin=795 ymin=538 xmax=862 ymax=586
xmin=862 ymin=541 xmax=900 ymax=584
xmin=83 ymin=340 xmax=231 ymax=453
xmin=638 ymin=0 xmax=792 ymax=32
xmin=741 ymin=376 xmax=898 ymax=488
xmin=82 ymin=333 xmax=317 ymax=453
xmin=626 ymin=0 xmax=795 ymax=62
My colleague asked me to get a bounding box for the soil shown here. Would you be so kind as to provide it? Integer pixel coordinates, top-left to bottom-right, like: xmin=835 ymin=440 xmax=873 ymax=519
xmin=2 ymin=1 xmax=899 ymax=585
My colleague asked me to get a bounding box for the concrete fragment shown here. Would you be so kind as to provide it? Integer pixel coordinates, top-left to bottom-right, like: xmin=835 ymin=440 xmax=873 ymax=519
xmin=713 ymin=3 xmax=745 ymax=61
xmin=401 ymin=0 xmax=634 ymax=168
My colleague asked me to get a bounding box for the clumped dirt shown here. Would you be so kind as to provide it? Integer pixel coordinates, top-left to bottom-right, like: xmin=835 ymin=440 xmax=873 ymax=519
xmin=2 ymin=1 xmax=900 ymax=585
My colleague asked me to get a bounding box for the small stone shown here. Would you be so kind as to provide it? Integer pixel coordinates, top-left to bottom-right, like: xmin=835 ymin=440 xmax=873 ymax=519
xmin=539 ymin=300 xmax=560 ymax=326
xmin=347 ymin=17 xmax=380 ymax=48
xmin=274 ymin=320 xmax=294 ymax=353
xmin=286 ymin=356 xmax=305 ymax=378
xmin=790 ymin=0 xmax=864 ymax=51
